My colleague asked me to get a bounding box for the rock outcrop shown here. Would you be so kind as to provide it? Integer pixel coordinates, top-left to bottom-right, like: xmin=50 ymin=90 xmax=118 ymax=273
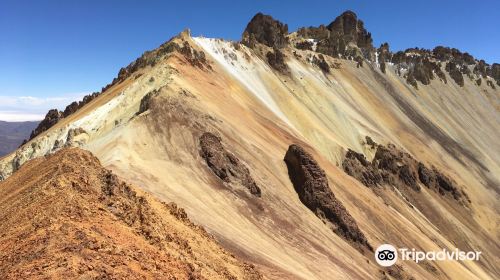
xmin=284 ymin=144 xmax=372 ymax=252
xmin=297 ymin=10 xmax=374 ymax=61
xmin=342 ymin=138 xmax=470 ymax=206
xmin=312 ymin=54 xmax=331 ymax=73
xmin=327 ymin=10 xmax=373 ymax=50
xmin=28 ymin=109 xmax=63 ymax=140
xmin=378 ymin=43 xmax=390 ymax=73
xmin=385 ymin=46 xmax=499 ymax=88
xmin=292 ymin=12 xmax=498 ymax=90
xmin=26 ymin=92 xmax=101 ymax=142
xmin=199 ymin=132 xmax=261 ymax=197
xmin=242 ymin=10 xmax=500 ymax=90
xmin=266 ymin=48 xmax=289 ymax=73
xmin=373 ymin=144 xmax=421 ymax=192
xmin=242 ymin=13 xmax=288 ymax=49
xmin=445 ymin=61 xmax=465 ymax=86
xmin=63 ymin=92 xmax=100 ymax=117
xmin=178 ymin=41 xmax=212 ymax=70
xmin=343 ymin=149 xmax=386 ymax=187
xmin=295 ymin=40 xmax=314 ymax=51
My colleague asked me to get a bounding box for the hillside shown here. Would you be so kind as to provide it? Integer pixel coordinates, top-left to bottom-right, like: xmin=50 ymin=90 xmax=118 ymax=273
xmin=0 ymin=148 xmax=261 ymax=279
xmin=0 ymin=11 xmax=499 ymax=279
xmin=0 ymin=121 xmax=39 ymax=157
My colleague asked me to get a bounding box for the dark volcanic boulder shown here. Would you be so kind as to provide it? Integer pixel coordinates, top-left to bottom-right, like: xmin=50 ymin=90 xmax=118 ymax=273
xmin=242 ymin=13 xmax=288 ymax=49
xmin=199 ymin=132 xmax=261 ymax=197
xmin=312 ymin=55 xmax=330 ymax=73
xmin=412 ymin=60 xmax=433 ymax=85
xmin=296 ymin=10 xmax=374 ymax=60
xmin=28 ymin=91 xmax=102 ymax=142
xmin=373 ymin=145 xmax=400 ymax=174
xmin=327 ymin=10 xmax=373 ymax=50
xmin=417 ymin=163 xmax=434 ymax=187
xmin=491 ymin=63 xmax=500 ymax=85
xmin=284 ymin=144 xmax=372 ymax=252
xmin=378 ymin=43 xmax=390 ymax=73
xmin=432 ymin=46 xmax=475 ymax=65
xmin=406 ymin=70 xmax=419 ymax=89
xmin=63 ymin=101 xmax=79 ymax=117
xmin=63 ymin=92 xmax=100 ymax=118
xmin=373 ymin=145 xmax=423 ymax=191
xmin=341 ymin=137 xmax=470 ymax=206
xmin=295 ymin=40 xmax=314 ymax=51
xmin=474 ymin=60 xmax=488 ymax=78
xmin=342 ymin=149 xmax=383 ymax=188
xmin=179 ymin=42 xmax=212 ymax=70
xmin=266 ymin=48 xmax=289 ymax=73
xmin=398 ymin=165 xmax=419 ymax=191
xmin=435 ymin=172 xmax=454 ymax=192
xmin=29 ymin=109 xmax=63 ymax=140
xmin=445 ymin=62 xmax=465 ymax=86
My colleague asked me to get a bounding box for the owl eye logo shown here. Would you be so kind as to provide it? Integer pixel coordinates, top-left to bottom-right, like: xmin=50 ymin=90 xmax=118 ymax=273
xmin=377 ymin=250 xmax=396 ymax=261
xmin=375 ymin=244 xmax=398 ymax=266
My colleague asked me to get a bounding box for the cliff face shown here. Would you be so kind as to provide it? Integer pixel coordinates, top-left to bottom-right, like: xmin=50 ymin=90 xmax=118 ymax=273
xmin=242 ymin=13 xmax=288 ymax=49
xmin=1 ymin=11 xmax=499 ymax=280
xmin=296 ymin=11 xmax=373 ymax=61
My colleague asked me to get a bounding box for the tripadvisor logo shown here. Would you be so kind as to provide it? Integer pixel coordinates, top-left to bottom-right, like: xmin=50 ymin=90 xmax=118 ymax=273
xmin=375 ymin=244 xmax=398 ymax=267
xmin=374 ymin=244 xmax=481 ymax=267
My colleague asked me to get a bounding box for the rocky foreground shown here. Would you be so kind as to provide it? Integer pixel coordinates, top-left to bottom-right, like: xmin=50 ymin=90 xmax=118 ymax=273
xmin=0 ymin=148 xmax=261 ymax=280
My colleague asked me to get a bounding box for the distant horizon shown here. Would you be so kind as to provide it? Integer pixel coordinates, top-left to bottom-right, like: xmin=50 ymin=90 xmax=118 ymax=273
xmin=1 ymin=0 xmax=499 ymax=121
xmin=0 ymin=113 xmax=43 ymax=122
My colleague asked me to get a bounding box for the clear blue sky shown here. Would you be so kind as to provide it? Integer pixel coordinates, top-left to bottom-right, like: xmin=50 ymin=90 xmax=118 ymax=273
xmin=0 ymin=0 xmax=498 ymax=120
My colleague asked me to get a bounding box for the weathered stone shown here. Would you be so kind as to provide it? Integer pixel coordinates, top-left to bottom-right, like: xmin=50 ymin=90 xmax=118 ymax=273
xmin=446 ymin=62 xmax=465 ymax=87
xmin=199 ymin=132 xmax=261 ymax=197
xmin=242 ymin=13 xmax=288 ymax=49
xmin=295 ymin=40 xmax=314 ymax=51
xmin=327 ymin=11 xmax=373 ymax=50
xmin=284 ymin=144 xmax=372 ymax=252
xmin=342 ymin=139 xmax=469 ymax=206
xmin=179 ymin=42 xmax=212 ymax=70
xmin=266 ymin=48 xmax=288 ymax=73
xmin=29 ymin=109 xmax=63 ymax=140
xmin=417 ymin=163 xmax=434 ymax=188
xmin=312 ymin=55 xmax=330 ymax=73
xmin=343 ymin=149 xmax=383 ymax=188
xmin=398 ymin=165 xmax=419 ymax=191
xmin=365 ymin=136 xmax=377 ymax=148
xmin=378 ymin=43 xmax=390 ymax=74
xmin=406 ymin=73 xmax=419 ymax=89
xmin=296 ymin=11 xmax=373 ymax=61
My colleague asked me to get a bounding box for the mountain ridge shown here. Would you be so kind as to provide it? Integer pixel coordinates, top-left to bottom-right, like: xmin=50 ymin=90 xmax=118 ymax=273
xmin=22 ymin=11 xmax=499 ymax=146
xmin=0 ymin=10 xmax=498 ymax=280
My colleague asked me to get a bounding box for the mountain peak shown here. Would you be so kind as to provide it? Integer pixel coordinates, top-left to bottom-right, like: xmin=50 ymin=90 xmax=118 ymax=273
xmin=327 ymin=10 xmax=373 ymax=50
xmin=242 ymin=12 xmax=288 ymax=49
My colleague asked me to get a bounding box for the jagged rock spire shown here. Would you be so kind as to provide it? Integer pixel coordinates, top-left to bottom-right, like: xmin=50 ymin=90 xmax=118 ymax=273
xmin=242 ymin=13 xmax=288 ymax=49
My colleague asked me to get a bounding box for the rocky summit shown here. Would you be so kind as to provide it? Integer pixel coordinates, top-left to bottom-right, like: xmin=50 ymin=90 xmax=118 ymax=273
xmin=1 ymin=9 xmax=499 ymax=280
